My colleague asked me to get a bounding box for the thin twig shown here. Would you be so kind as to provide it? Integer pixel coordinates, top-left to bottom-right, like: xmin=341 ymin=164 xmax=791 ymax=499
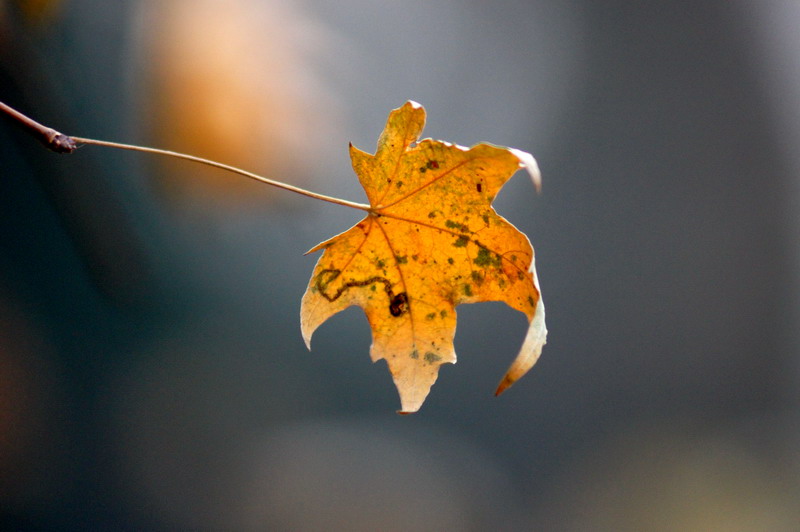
xmin=0 ymin=100 xmax=77 ymax=153
xmin=1 ymin=100 xmax=372 ymax=211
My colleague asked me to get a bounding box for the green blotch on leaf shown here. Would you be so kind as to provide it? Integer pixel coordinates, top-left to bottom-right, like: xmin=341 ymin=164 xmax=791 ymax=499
xmin=453 ymin=235 xmax=469 ymax=248
xmin=428 ymin=211 xmax=437 ymax=218
xmin=447 ymin=257 xmax=455 ymax=265
xmin=445 ymin=220 xmax=469 ymax=233
xmin=424 ymin=352 xmax=442 ymax=364
xmin=395 ymin=255 xmax=408 ymax=264
xmin=474 ymin=246 xmax=501 ymax=268
xmin=463 ymin=283 xmax=473 ymax=297
xmin=471 ymin=271 xmax=484 ymax=285
xmin=426 ymin=312 xmax=436 ymax=320
xmin=410 ymin=349 xmax=419 ymax=359
xmin=440 ymin=310 xmax=448 ymax=319
xmin=528 ymin=295 xmax=536 ymax=307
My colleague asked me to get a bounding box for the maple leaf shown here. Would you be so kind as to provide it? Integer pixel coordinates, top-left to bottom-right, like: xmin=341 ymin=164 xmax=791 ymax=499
xmin=301 ymin=101 xmax=547 ymax=412
xmin=301 ymin=101 xmax=546 ymax=413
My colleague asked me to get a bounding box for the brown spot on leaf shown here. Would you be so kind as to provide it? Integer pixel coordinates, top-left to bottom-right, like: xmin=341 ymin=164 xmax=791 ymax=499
xmin=389 ymin=292 xmax=409 ymax=317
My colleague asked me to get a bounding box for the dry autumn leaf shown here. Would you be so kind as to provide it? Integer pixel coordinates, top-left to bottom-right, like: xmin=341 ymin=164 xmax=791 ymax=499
xmin=301 ymin=101 xmax=546 ymax=413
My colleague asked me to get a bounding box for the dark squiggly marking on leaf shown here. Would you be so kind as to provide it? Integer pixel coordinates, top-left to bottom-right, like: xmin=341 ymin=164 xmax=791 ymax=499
xmin=315 ymin=269 xmax=409 ymax=317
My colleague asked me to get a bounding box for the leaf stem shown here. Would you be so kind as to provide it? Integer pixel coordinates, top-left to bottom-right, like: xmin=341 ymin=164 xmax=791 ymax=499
xmin=1 ymin=100 xmax=372 ymax=212
xmin=72 ymin=137 xmax=372 ymax=211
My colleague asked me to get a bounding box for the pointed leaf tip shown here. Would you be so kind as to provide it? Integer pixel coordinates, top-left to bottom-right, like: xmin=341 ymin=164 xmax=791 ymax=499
xmin=509 ymin=148 xmax=541 ymax=193
xmin=495 ymin=375 xmax=515 ymax=396
xmin=495 ymin=260 xmax=547 ymax=396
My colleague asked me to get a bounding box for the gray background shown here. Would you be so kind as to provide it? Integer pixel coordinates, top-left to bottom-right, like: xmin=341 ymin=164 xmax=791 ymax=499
xmin=1 ymin=1 xmax=799 ymax=530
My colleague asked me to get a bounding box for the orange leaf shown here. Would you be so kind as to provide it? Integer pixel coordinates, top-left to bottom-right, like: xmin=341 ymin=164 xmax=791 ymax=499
xmin=301 ymin=101 xmax=546 ymax=413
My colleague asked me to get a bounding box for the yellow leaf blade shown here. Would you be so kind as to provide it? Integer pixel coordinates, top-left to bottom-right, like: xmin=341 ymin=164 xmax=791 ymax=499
xmin=300 ymin=101 xmax=546 ymax=412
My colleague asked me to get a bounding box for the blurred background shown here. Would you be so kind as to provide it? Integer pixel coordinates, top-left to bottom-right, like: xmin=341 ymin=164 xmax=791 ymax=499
xmin=2 ymin=0 xmax=800 ymax=530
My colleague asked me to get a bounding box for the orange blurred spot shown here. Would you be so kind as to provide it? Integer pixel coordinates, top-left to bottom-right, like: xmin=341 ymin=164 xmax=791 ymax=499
xmin=138 ymin=0 xmax=340 ymax=209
